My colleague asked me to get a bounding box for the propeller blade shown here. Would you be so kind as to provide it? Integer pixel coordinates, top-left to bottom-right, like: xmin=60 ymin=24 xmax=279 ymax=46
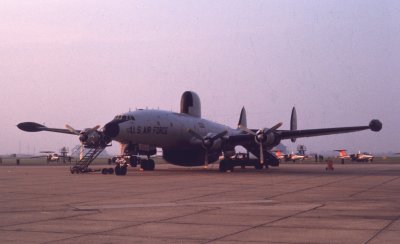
xmin=92 ymin=125 xmax=101 ymax=131
xmin=267 ymin=122 xmax=283 ymax=133
xmin=187 ymin=129 xmax=204 ymax=141
xmin=204 ymin=149 xmax=209 ymax=169
xmin=65 ymin=124 xmax=80 ymax=135
xmin=259 ymin=143 xmax=264 ymax=165
xmin=79 ymin=144 xmax=84 ymax=160
xmin=188 ymin=129 xmax=227 ymax=169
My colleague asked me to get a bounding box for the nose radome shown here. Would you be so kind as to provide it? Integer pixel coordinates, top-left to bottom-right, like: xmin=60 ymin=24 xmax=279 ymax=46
xmin=103 ymin=121 xmax=120 ymax=138
xmin=79 ymin=133 xmax=88 ymax=142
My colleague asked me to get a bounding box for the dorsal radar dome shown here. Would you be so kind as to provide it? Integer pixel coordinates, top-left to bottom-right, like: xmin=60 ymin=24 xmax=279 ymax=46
xmin=180 ymin=91 xmax=201 ymax=118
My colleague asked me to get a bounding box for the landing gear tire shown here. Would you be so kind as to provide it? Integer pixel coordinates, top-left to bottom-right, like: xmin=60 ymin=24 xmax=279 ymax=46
xmin=130 ymin=156 xmax=138 ymax=167
xmin=219 ymin=160 xmax=233 ymax=172
xmin=115 ymin=165 xmax=121 ymax=176
xmin=148 ymin=159 xmax=155 ymax=170
xmin=219 ymin=160 xmax=226 ymax=172
xmin=120 ymin=165 xmax=127 ymax=175
xmin=141 ymin=159 xmax=155 ymax=171
xmin=140 ymin=160 xmax=147 ymax=171
xmin=254 ymin=163 xmax=263 ymax=170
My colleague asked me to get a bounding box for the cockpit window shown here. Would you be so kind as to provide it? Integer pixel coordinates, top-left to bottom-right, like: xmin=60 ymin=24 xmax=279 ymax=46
xmin=114 ymin=115 xmax=135 ymax=121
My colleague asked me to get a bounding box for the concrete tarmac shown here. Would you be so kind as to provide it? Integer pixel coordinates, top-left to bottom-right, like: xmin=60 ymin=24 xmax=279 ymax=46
xmin=0 ymin=163 xmax=399 ymax=243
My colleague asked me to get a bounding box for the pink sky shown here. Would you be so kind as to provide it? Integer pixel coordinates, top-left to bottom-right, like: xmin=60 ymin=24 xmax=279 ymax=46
xmin=0 ymin=0 xmax=399 ymax=155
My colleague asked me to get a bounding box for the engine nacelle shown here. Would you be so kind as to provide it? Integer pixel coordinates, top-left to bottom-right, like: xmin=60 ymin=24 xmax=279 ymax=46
xmin=256 ymin=131 xmax=281 ymax=148
xmin=79 ymin=129 xmax=108 ymax=148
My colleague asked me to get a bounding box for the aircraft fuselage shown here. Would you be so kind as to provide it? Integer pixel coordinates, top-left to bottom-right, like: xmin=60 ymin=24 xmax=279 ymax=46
xmin=105 ymin=109 xmax=239 ymax=166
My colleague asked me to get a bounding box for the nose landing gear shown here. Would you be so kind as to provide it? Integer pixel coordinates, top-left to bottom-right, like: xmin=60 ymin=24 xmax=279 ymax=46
xmin=110 ymin=155 xmax=156 ymax=176
xmin=115 ymin=164 xmax=128 ymax=175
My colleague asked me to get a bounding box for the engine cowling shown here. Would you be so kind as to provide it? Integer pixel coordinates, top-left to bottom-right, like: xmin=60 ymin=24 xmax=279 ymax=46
xmin=79 ymin=128 xmax=109 ymax=148
xmin=255 ymin=130 xmax=281 ymax=148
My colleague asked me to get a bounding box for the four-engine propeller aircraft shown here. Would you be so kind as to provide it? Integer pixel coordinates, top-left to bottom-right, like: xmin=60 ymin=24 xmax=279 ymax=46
xmin=17 ymin=91 xmax=382 ymax=176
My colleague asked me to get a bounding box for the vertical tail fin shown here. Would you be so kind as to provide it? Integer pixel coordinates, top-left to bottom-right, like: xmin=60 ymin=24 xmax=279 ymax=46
xmin=334 ymin=149 xmax=348 ymax=157
xmin=290 ymin=107 xmax=297 ymax=142
xmin=237 ymin=106 xmax=247 ymax=129
xmin=340 ymin=150 xmax=347 ymax=157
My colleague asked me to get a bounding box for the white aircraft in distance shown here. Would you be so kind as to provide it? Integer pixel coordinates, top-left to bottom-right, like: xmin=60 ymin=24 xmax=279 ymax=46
xmin=33 ymin=150 xmax=72 ymax=163
xmin=285 ymin=152 xmax=307 ymax=162
xmin=17 ymin=91 xmax=382 ymax=176
xmin=350 ymin=151 xmax=374 ymax=162
xmin=37 ymin=151 xmax=60 ymax=162
xmin=334 ymin=149 xmax=374 ymax=162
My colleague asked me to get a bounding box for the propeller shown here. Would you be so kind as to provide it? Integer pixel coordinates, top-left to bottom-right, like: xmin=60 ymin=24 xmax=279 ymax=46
xmin=65 ymin=124 xmax=103 ymax=148
xmin=239 ymin=122 xmax=282 ymax=165
xmin=65 ymin=124 xmax=80 ymax=135
xmin=65 ymin=124 xmax=83 ymax=159
xmin=188 ymin=129 xmax=228 ymax=168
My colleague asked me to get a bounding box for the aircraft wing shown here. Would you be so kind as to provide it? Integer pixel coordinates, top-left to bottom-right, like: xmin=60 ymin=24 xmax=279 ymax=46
xmin=17 ymin=122 xmax=80 ymax=135
xmin=227 ymin=119 xmax=382 ymax=146
xmin=278 ymin=125 xmax=372 ymax=140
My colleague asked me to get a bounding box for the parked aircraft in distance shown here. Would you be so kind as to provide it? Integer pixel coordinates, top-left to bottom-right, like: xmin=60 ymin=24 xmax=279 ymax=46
xmin=350 ymin=151 xmax=374 ymax=162
xmin=17 ymin=91 xmax=382 ymax=176
xmin=334 ymin=149 xmax=374 ymax=162
xmin=36 ymin=151 xmax=60 ymax=162
xmin=334 ymin=149 xmax=351 ymax=164
xmin=334 ymin=149 xmax=351 ymax=160
xmin=285 ymin=152 xmax=307 ymax=162
xmin=273 ymin=150 xmax=287 ymax=161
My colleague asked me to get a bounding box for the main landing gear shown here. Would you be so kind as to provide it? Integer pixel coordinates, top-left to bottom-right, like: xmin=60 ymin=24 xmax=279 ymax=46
xmin=218 ymin=153 xmax=273 ymax=172
xmin=140 ymin=159 xmax=155 ymax=171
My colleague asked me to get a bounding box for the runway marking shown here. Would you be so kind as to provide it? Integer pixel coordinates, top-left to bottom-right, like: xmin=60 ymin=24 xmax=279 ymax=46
xmin=72 ymin=199 xmax=275 ymax=210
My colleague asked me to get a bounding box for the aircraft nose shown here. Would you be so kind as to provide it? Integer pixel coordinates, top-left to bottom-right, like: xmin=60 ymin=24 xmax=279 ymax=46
xmin=103 ymin=121 xmax=120 ymax=138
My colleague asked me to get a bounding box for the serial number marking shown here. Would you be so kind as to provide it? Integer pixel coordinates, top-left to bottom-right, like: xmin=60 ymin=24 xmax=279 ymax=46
xmin=127 ymin=126 xmax=168 ymax=135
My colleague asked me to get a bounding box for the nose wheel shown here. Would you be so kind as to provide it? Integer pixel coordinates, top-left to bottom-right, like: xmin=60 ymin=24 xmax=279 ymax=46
xmin=115 ymin=164 xmax=128 ymax=176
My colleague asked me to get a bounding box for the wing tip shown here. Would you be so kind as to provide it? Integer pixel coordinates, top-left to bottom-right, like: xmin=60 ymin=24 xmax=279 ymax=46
xmin=17 ymin=122 xmax=45 ymax=132
xmin=369 ymin=119 xmax=382 ymax=132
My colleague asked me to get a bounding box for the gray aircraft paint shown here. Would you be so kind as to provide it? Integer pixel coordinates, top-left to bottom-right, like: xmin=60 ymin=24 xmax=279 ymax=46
xmin=17 ymin=91 xmax=381 ymax=168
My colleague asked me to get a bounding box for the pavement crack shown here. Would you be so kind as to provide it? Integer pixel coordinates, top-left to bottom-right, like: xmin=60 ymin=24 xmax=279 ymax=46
xmin=349 ymin=176 xmax=400 ymax=197
xmin=202 ymin=204 xmax=324 ymax=243
xmin=364 ymin=215 xmax=400 ymax=244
